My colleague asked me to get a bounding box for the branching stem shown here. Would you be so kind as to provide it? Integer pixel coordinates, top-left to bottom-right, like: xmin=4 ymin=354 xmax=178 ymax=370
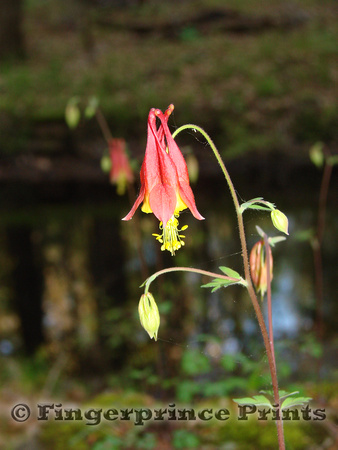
xmin=171 ymin=124 xmax=285 ymax=449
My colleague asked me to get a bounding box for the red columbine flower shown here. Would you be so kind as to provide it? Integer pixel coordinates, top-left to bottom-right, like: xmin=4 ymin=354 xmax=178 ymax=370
xmin=122 ymin=104 xmax=204 ymax=255
xmin=109 ymin=138 xmax=134 ymax=195
xmin=250 ymin=239 xmax=273 ymax=299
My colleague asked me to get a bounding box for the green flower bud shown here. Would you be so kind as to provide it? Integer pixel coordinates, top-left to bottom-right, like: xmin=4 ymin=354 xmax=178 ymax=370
xmin=138 ymin=292 xmax=160 ymax=341
xmin=84 ymin=96 xmax=99 ymax=119
xmin=250 ymin=239 xmax=273 ymax=299
xmin=65 ymin=97 xmax=81 ymax=129
xmin=271 ymin=209 xmax=289 ymax=235
xmin=309 ymin=142 xmax=324 ymax=168
xmin=100 ymin=153 xmax=112 ymax=173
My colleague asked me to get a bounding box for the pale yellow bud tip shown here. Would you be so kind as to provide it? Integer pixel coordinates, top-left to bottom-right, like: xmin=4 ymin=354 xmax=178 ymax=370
xmin=271 ymin=209 xmax=289 ymax=235
xmin=138 ymin=292 xmax=160 ymax=341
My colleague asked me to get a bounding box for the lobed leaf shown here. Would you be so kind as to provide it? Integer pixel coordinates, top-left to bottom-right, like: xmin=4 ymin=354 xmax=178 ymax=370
xmin=219 ymin=266 xmax=241 ymax=278
xmin=281 ymin=396 xmax=312 ymax=410
xmin=201 ymin=277 xmax=240 ymax=292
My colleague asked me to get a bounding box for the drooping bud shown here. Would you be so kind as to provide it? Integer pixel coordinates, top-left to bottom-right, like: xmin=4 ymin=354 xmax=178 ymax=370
xmin=65 ymin=97 xmax=81 ymax=129
xmin=100 ymin=151 xmax=112 ymax=173
xmin=271 ymin=209 xmax=289 ymax=235
xmin=108 ymin=139 xmax=134 ymax=195
xmin=309 ymin=142 xmax=324 ymax=168
xmin=84 ymin=96 xmax=99 ymax=119
xmin=138 ymin=292 xmax=160 ymax=341
xmin=250 ymin=240 xmax=273 ymax=299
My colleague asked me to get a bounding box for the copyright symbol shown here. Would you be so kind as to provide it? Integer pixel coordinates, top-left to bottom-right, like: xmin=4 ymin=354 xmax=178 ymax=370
xmin=11 ymin=404 xmax=30 ymax=422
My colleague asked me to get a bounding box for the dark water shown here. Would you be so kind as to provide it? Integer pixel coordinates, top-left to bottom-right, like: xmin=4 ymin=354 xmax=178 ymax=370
xmin=0 ymin=156 xmax=336 ymax=383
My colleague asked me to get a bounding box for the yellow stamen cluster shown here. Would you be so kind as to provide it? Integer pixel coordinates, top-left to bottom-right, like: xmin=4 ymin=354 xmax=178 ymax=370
xmin=152 ymin=215 xmax=188 ymax=256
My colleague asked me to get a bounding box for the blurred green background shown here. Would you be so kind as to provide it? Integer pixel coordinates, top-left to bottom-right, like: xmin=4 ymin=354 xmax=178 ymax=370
xmin=0 ymin=0 xmax=337 ymax=448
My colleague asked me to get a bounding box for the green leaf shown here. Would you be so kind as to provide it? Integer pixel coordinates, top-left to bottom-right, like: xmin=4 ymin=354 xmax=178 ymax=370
xmin=246 ymin=204 xmax=273 ymax=211
xmin=201 ymin=278 xmax=238 ymax=292
xmin=278 ymin=390 xmax=299 ymax=401
xmin=232 ymin=397 xmax=256 ymax=405
xmin=252 ymin=395 xmax=274 ymax=407
xmin=240 ymin=198 xmax=275 ymax=214
xmin=233 ymin=395 xmax=272 ymax=407
xmin=219 ymin=266 xmax=241 ymax=278
xmin=260 ymin=390 xmax=299 ymax=404
xmin=281 ymin=396 xmax=312 ymax=409
xmin=232 ymin=395 xmax=272 ymax=408
xmin=240 ymin=197 xmax=264 ymax=209
xmin=269 ymin=236 xmax=287 ymax=247
xmin=201 ymin=269 xmax=245 ymax=292
xmin=255 ymin=390 xmax=312 ymax=409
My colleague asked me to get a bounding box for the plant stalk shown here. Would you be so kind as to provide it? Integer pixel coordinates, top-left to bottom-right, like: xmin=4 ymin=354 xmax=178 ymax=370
xmin=264 ymin=234 xmax=276 ymax=369
xmin=95 ymin=107 xmax=113 ymax=143
xmin=314 ymin=159 xmax=332 ymax=341
xmin=144 ymin=266 xmax=242 ymax=294
xmin=173 ymin=124 xmax=285 ymax=449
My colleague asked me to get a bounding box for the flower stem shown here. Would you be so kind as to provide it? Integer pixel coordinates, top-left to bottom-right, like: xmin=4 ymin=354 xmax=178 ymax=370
xmin=173 ymin=124 xmax=285 ymax=449
xmin=144 ymin=266 xmax=242 ymax=294
xmin=313 ymin=158 xmax=332 ymax=341
xmin=94 ymin=107 xmax=148 ymax=278
xmin=263 ymin=234 xmax=277 ymax=370
xmin=95 ymin=107 xmax=113 ymax=143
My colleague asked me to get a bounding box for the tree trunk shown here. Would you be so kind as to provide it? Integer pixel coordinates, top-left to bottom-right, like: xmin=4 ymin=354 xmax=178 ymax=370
xmin=0 ymin=0 xmax=25 ymax=60
xmin=6 ymin=225 xmax=44 ymax=354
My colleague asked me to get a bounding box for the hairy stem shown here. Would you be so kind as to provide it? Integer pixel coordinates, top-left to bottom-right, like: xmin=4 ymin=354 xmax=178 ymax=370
xmin=144 ymin=266 xmax=243 ymax=294
xmin=94 ymin=107 xmax=148 ymax=278
xmin=95 ymin=107 xmax=113 ymax=143
xmin=173 ymin=124 xmax=285 ymax=449
xmin=314 ymin=159 xmax=332 ymax=341
xmin=264 ymin=234 xmax=276 ymax=369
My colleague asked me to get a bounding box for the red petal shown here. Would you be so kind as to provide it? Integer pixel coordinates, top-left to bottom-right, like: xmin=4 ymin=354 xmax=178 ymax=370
xmin=178 ymin=182 xmax=204 ymax=220
xmin=156 ymin=110 xmax=204 ymax=221
xmin=122 ymin=184 xmax=145 ymax=221
xmin=149 ymin=184 xmax=177 ymax=226
xmin=142 ymin=111 xmax=162 ymax=191
xmin=157 ymin=111 xmax=190 ymax=184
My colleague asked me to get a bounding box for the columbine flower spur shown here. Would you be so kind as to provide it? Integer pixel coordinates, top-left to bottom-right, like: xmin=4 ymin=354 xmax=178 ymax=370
xmin=122 ymin=105 xmax=204 ymax=255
